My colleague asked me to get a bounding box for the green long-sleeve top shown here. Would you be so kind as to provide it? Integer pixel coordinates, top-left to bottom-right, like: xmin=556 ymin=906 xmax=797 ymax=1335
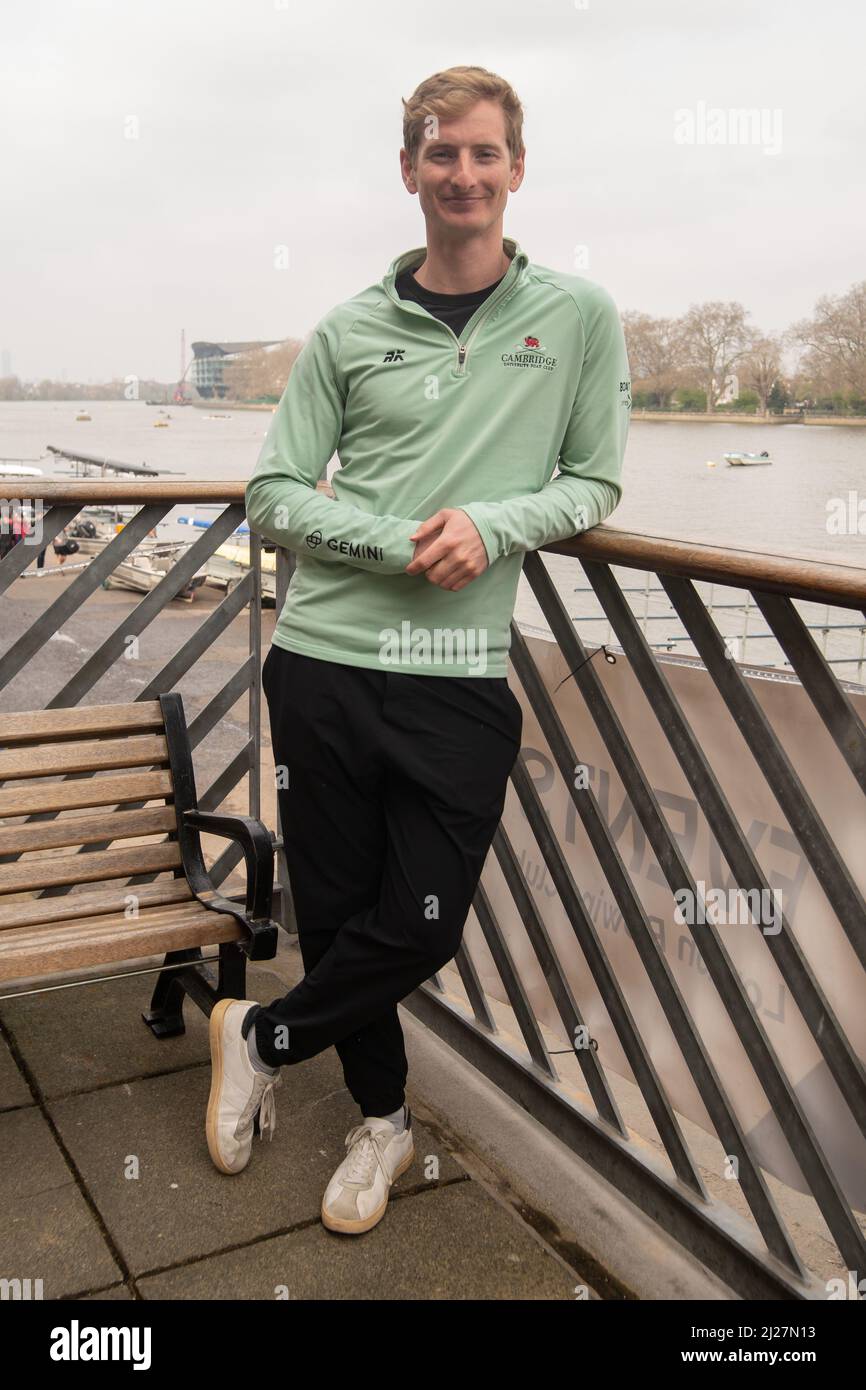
xmin=245 ymin=236 xmax=630 ymax=677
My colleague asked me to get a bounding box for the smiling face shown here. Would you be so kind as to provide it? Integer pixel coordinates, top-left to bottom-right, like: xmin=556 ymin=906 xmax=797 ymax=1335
xmin=400 ymin=98 xmax=525 ymax=241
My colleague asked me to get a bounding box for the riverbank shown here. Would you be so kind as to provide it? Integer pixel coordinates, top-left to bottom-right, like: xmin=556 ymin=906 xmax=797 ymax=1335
xmin=188 ymin=399 xmax=274 ymax=412
xmin=630 ymin=411 xmax=866 ymax=426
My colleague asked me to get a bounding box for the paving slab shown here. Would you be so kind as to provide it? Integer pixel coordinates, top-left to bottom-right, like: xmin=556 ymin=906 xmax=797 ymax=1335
xmin=48 ymin=1063 xmax=463 ymax=1277
xmin=0 ymin=963 xmax=297 ymax=1101
xmin=0 ymin=1106 xmax=122 ymax=1297
xmin=137 ymin=1178 xmax=577 ymax=1300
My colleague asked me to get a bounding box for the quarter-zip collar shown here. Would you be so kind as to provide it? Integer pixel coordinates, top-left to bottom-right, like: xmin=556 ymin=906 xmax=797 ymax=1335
xmin=381 ymin=236 xmax=529 ymax=376
xmin=382 ymin=235 xmax=528 ymax=310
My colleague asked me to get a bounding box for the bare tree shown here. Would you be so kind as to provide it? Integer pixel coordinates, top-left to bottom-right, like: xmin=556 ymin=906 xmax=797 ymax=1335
xmin=222 ymin=339 xmax=305 ymax=401
xmin=741 ymin=334 xmax=782 ymax=415
xmin=790 ymin=282 xmax=866 ymax=397
xmin=621 ymin=312 xmax=686 ymax=408
xmin=680 ymin=301 xmax=753 ymax=413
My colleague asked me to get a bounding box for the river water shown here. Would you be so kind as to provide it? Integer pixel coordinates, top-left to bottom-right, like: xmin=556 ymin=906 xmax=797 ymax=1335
xmin=1 ymin=401 xmax=863 ymax=563
xmin=2 ymin=401 xmax=864 ymax=681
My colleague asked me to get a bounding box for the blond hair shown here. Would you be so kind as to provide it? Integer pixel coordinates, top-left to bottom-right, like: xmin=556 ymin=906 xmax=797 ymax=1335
xmin=401 ymin=66 xmax=524 ymax=170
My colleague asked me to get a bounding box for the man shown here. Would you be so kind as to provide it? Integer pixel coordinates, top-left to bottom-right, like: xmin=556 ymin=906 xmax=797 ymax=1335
xmin=207 ymin=64 xmax=630 ymax=1235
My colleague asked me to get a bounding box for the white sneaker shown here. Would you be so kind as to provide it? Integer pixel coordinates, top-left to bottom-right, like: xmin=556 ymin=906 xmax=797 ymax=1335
xmin=321 ymin=1107 xmax=415 ymax=1234
xmin=206 ymin=998 xmax=282 ymax=1174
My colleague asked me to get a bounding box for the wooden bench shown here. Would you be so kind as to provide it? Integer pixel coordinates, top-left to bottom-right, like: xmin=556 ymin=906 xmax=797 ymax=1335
xmin=0 ymin=694 xmax=278 ymax=1035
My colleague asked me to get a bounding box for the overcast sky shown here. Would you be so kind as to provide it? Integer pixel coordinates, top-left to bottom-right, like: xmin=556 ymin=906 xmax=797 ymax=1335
xmin=2 ymin=0 xmax=864 ymax=382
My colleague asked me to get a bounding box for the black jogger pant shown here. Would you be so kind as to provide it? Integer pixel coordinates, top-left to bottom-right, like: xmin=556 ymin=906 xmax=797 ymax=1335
xmin=252 ymin=644 xmax=523 ymax=1116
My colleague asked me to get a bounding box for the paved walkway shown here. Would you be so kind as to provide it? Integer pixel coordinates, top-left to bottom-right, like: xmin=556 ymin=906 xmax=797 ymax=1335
xmin=0 ymin=933 xmax=582 ymax=1300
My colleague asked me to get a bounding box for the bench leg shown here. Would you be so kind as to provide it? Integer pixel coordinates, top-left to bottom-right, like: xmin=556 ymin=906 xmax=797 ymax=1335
xmin=141 ymin=948 xmax=201 ymax=1038
xmin=216 ymin=941 xmax=246 ymax=1002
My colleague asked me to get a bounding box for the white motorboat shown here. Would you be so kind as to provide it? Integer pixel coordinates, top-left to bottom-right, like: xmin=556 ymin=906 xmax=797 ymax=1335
xmin=103 ymin=547 xmax=208 ymax=601
xmin=724 ymin=450 xmax=773 ymax=467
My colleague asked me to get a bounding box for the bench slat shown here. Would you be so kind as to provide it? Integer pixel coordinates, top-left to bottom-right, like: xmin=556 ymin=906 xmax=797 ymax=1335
xmin=0 ymin=879 xmax=194 ymax=931
xmin=0 ymin=843 xmax=181 ymax=895
xmin=0 ymin=698 xmax=267 ymax=988
xmin=0 ymin=909 xmax=245 ymax=982
xmin=0 ymin=702 xmax=165 ymax=745
xmin=0 ymin=805 xmax=177 ymax=856
xmin=0 ymin=734 xmax=169 ymax=781
xmin=11 ymin=901 xmax=215 ymax=947
xmin=0 ymin=770 xmax=174 ymax=819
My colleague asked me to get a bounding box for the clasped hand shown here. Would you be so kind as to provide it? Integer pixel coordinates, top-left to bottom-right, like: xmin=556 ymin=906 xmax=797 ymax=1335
xmin=404 ymin=508 xmax=488 ymax=591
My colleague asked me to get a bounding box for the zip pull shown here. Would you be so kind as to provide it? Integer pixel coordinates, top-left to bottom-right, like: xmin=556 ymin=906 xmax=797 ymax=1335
xmin=457 ymin=345 xmax=467 ymax=367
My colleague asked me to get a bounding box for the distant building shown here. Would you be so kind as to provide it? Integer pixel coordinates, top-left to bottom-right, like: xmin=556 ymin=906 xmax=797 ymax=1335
xmin=190 ymin=340 xmax=282 ymax=399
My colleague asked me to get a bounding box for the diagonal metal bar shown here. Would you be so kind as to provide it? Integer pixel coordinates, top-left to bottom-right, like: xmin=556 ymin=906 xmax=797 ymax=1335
xmin=751 ymin=589 xmax=866 ymax=797
xmin=472 ymin=881 xmax=557 ymax=1078
xmin=509 ymin=618 xmax=801 ymax=1270
xmin=450 ymin=942 xmax=498 ymax=1031
xmin=200 ymin=744 xmax=256 ymax=814
xmin=47 ymin=505 xmax=246 ymax=709
xmin=426 ymin=935 xmax=499 ymax=1033
xmin=0 ymin=505 xmax=168 ymax=692
xmin=491 ymin=822 xmax=626 ymax=1133
xmin=584 ymin=559 xmax=866 ymax=1150
xmin=186 ymin=658 xmax=256 ymax=748
xmin=209 ymin=840 xmax=244 ymax=890
xmin=524 ymin=553 xmax=866 ymax=1272
xmin=660 ymin=573 xmax=866 ymax=973
xmin=525 ymin=551 xmax=866 ymax=1273
xmin=137 ymin=574 xmax=254 ymax=699
xmin=508 ymin=749 xmax=707 ymax=1197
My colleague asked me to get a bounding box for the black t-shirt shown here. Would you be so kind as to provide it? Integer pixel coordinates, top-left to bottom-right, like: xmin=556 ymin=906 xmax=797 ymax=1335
xmin=394 ymin=265 xmax=506 ymax=341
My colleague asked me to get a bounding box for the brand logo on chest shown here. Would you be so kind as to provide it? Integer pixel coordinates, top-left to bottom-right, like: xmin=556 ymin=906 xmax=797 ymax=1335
xmin=501 ymin=334 xmax=558 ymax=371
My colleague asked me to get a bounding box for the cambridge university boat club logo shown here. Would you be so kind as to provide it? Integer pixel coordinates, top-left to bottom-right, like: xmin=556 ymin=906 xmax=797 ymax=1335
xmin=501 ymin=334 xmax=558 ymax=371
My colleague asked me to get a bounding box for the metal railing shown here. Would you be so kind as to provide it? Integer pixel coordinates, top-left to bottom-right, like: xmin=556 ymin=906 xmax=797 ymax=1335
xmin=2 ymin=482 xmax=865 ymax=1298
xmin=404 ymin=528 xmax=866 ymax=1300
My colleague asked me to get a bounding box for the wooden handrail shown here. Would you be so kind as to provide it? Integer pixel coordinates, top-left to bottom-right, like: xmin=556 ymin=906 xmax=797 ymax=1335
xmin=550 ymin=527 xmax=866 ymax=608
xmin=3 ymin=482 xmax=863 ymax=607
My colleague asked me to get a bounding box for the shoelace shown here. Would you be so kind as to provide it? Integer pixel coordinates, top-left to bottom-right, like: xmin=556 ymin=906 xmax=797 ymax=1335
xmin=342 ymin=1124 xmax=390 ymax=1185
xmin=256 ymin=1073 xmax=281 ymax=1142
xmin=236 ymin=1070 xmax=282 ymax=1143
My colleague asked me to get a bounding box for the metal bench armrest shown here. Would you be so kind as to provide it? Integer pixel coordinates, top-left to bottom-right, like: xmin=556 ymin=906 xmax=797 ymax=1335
xmin=183 ymin=810 xmax=275 ymax=925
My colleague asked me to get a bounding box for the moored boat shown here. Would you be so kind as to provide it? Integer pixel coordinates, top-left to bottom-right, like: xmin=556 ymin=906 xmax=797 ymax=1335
xmin=724 ymin=450 xmax=773 ymax=467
